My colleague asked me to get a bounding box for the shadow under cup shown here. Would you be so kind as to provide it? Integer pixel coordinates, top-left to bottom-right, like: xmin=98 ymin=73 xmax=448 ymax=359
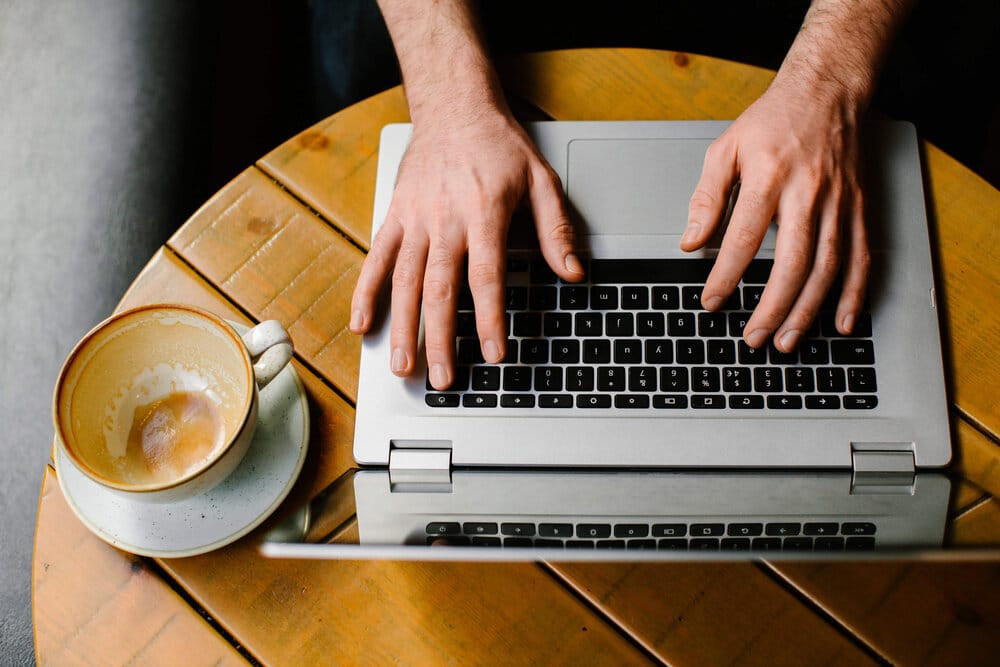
xmin=54 ymin=305 xmax=256 ymax=501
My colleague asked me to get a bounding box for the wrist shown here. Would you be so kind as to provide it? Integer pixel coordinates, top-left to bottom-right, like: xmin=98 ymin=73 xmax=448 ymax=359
xmin=405 ymin=49 xmax=512 ymax=128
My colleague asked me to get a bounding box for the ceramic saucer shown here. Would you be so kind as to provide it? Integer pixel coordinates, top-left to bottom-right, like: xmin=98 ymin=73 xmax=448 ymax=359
xmin=55 ymin=326 xmax=309 ymax=558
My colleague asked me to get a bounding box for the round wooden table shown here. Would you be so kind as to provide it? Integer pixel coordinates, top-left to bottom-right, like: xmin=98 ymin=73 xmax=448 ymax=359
xmin=33 ymin=49 xmax=1000 ymax=665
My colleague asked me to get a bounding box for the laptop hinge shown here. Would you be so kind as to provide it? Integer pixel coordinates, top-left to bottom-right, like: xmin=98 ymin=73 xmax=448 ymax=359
xmin=389 ymin=441 xmax=452 ymax=491
xmin=850 ymin=446 xmax=915 ymax=494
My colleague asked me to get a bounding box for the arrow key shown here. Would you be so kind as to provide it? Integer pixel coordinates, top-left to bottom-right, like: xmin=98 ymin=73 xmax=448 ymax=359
xmin=805 ymin=395 xmax=841 ymax=409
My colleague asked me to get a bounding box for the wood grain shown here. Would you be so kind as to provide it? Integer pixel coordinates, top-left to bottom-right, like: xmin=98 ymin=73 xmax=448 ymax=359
xmin=33 ymin=468 xmax=248 ymax=667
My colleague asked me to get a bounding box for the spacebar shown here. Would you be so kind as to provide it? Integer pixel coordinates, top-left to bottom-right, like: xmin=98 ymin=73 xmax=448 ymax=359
xmin=589 ymin=259 xmax=773 ymax=284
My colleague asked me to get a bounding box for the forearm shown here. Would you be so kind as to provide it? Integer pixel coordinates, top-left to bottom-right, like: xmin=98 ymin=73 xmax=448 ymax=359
xmin=776 ymin=0 xmax=914 ymax=112
xmin=376 ymin=0 xmax=509 ymax=126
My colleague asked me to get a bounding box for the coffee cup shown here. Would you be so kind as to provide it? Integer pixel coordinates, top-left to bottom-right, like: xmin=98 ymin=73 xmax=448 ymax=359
xmin=53 ymin=304 xmax=293 ymax=503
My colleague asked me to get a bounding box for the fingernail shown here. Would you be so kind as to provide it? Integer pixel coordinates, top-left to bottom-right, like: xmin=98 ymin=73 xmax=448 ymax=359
xmin=681 ymin=223 xmax=701 ymax=246
xmin=350 ymin=309 xmax=365 ymax=332
xmin=841 ymin=313 xmax=855 ymax=334
xmin=747 ymin=329 xmax=768 ymax=349
xmin=483 ymin=339 xmax=501 ymax=363
xmin=429 ymin=363 xmax=448 ymax=388
xmin=703 ymin=295 xmax=723 ymax=310
xmin=779 ymin=329 xmax=800 ymax=351
xmin=565 ymin=254 xmax=584 ymax=276
xmin=391 ymin=348 xmax=407 ymax=373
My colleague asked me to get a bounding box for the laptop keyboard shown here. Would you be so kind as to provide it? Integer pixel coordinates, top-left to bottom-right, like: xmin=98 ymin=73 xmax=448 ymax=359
xmin=426 ymin=257 xmax=878 ymax=412
xmin=424 ymin=519 xmax=878 ymax=551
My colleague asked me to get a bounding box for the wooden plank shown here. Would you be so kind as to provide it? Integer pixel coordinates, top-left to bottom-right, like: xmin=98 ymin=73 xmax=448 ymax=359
xmin=951 ymin=497 xmax=1000 ymax=546
xmin=168 ymin=169 xmax=364 ymax=401
xmin=953 ymin=417 xmax=1000 ymax=501
xmin=258 ymin=87 xmax=410 ymax=250
xmin=548 ymin=562 xmax=876 ymax=666
xmin=33 ymin=468 xmax=248 ymax=667
xmin=120 ymin=247 xmax=650 ymax=665
xmin=766 ymin=561 xmax=1000 ymax=665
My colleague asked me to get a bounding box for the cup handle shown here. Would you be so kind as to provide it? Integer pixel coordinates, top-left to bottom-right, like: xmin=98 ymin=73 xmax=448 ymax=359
xmin=241 ymin=320 xmax=293 ymax=389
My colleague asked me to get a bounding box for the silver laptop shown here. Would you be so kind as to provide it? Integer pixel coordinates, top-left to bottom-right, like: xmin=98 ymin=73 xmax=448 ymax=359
xmin=263 ymin=120 xmax=956 ymax=561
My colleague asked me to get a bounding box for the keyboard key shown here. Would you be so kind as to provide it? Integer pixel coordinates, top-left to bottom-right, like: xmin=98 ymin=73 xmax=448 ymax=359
xmin=659 ymin=367 xmax=689 ymax=392
xmin=742 ymin=285 xmax=764 ymax=309
xmin=426 ymin=393 xmax=460 ymax=407
xmin=560 ymin=285 xmax=589 ymax=310
xmin=652 ymin=523 xmax=687 ymax=537
xmin=577 ymin=524 xmax=612 ymax=539
xmin=848 ymin=367 xmax=878 ymax=392
xmin=551 ymin=339 xmax=581 ymax=363
xmin=751 ymin=538 xmax=782 ymax=551
xmin=534 ymin=539 xmax=563 ymax=548
xmin=544 ymin=313 xmax=572 ymax=337
xmin=676 ymin=339 xmax=706 ymax=364
xmin=534 ymin=367 xmax=563 ymax=391
xmin=503 ymin=366 xmax=532 ymax=391
xmin=471 ymin=537 xmax=501 ymax=547
xmin=645 ymin=339 xmax=673 ymax=364
xmin=766 ymin=395 xmax=802 ymax=409
xmin=804 ymin=522 xmax=839 ymax=536
xmin=799 ymin=339 xmax=829 ymax=365
xmin=729 ymin=395 xmax=764 ymax=409
xmin=841 ymin=522 xmax=876 ymax=535
xmin=698 ymin=312 xmax=728 ymax=337
xmin=456 ymin=311 xmax=478 ymax=338
xmin=614 ymin=339 xmax=643 ymax=363
xmin=597 ymin=367 xmax=626 ymax=391
xmin=844 ymin=395 xmax=878 ymax=409
xmin=785 ymin=368 xmax=815 ymax=392
xmin=692 ymin=367 xmax=721 ymax=392
xmin=596 ymin=540 xmax=626 ymax=549
xmin=472 ymin=366 xmax=500 ymax=391
xmin=566 ymin=366 xmax=595 ymax=391
xmin=583 ymin=339 xmax=611 ymax=364
xmin=815 ymin=537 xmax=845 ymax=551
xmin=729 ymin=312 xmax=751 ymax=337
xmin=615 ymin=524 xmax=650 ymax=538
xmin=501 ymin=339 xmax=518 ymax=364
xmin=502 ymin=523 xmax=536 ymax=537
xmin=606 ymin=313 xmax=635 ymax=336
xmin=636 ymin=312 xmax=665 ymax=336
xmin=728 ymin=523 xmax=764 ymax=537
xmin=621 ymin=286 xmax=649 ymax=310
xmin=426 ymin=522 xmax=461 ymax=535
xmin=628 ymin=366 xmax=657 ymax=392
xmin=690 ymin=538 xmax=720 ymax=550
xmin=463 ymin=522 xmax=498 ymax=535
xmin=501 ymin=394 xmax=535 ymax=408
xmin=768 ymin=343 xmax=798 ymax=365
xmin=652 ymin=286 xmax=680 ymax=310
xmin=503 ymin=537 xmax=534 ymax=547
xmin=754 ymin=367 xmax=783 ymax=392
xmin=538 ymin=523 xmax=574 ymax=538
xmin=574 ymin=312 xmax=603 ymax=336
xmin=589 ymin=258 xmax=714 ymax=283
xmin=590 ymin=285 xmax=618 ymax=310
xmin=721 ymin=538 xmax=752 ymax=551
xmin=577 ymin=394 xmax=612 ymax=408
xmin=766 ymin=523 xmax=801 ymax=537
xmin=832 ymin=340 xmax=875 ymax=364
xmin=783 ymin=537 xmax=813 ymax=551
xmin=505 ymin=286 xmax=528 ymax=310
xmin=690 ymin=524 xmax=724 ymax=538
xmin=627 ymin=539 xmax=657 ymax=550
xmin=530 ymin=285 xmax=557 ymax=310
xmin=805 ymin=395 xmax=840 ymax=409
xmin=520 ymin=339 xmax=549 ymax=364
xmin=530 ymin=259 xmax=558 ymax=284
xmin=457 ymin=286 xmax=475 ymax=310
xmin=658 ymin=539 xmax=689 ymax=550
xmin=463 ymin=394 xmax=498 ymax=408
xmin=708 ymin=339 xmax=736 ymax=364
xmin=668 ymin=312 xmax=696 ymax=336
xmin=682 ymin=286 xmax=704 ymax=310
xmin=513 ymin=312 xmax=542 ymax=337
xmin=846 ymin=537 xmax=876 ymax=551
xmin=615 ymin=395 xmax=650 ymax=409
xmin=653 ymin=394 xmax=688 ymax=409
xmin=723 ymin=367 xmax=752 ymax=392
xmin=691 ymin=394 xmax=725 ymax=409
xmin=738 ymin=341 xmax=767 ymax=365
xmin=566 ymin=540 xmax=595 ymax=549
xmin=817 ymin=367 xmax=847 ymax=392
xmin=458 ymin=339 xmax=485 ymax=364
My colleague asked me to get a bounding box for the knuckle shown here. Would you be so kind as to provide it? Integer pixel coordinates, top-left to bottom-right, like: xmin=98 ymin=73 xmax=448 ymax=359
xmin=423 ymin=277 xmax=454 ymax=304
xmin=782 ymin=247 xmax=813 ymax=277
xmin=689 ymin=189 xmax=720 ymax=217
xmin=467 ymin=261 xmax=504 ymax=290
xmin=728 ymin=222 xmax=763 ymax=253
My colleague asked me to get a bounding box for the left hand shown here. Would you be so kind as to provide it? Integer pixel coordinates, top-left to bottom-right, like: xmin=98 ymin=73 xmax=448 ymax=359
xmin=680 ymin=78 xmax=870 ymax=353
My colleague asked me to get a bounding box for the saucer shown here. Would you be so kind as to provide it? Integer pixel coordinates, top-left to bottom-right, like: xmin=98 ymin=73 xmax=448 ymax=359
xmin=55 ymin=328 xmax=309 ymax=558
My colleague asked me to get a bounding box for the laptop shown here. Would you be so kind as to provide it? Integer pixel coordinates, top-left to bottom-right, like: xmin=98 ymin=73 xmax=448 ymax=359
xmin=262 ymin=120 xmax=955 ymax=560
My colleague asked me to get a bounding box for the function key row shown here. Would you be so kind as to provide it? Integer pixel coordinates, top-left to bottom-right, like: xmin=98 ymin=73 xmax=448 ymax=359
xmin=426 ymin=520 xmax=876 ymax=538
xmin=427 ymin=393 xmax=878 ymax=410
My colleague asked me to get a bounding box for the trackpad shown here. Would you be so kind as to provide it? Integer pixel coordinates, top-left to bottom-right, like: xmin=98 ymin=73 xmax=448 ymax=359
xmin=567 ymin=138 xmax=713 ymax=237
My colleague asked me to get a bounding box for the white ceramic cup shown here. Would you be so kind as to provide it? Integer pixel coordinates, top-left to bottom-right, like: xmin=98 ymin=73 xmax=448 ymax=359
xmin=53 ymin=304 xmax=293 ymax=503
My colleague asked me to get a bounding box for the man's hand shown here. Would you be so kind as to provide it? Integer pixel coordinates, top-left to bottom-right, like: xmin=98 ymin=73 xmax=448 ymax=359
xmin=681 ymin=0 xmax=912 ymax=353
xmin=349 ymin=110 xmax=583 ymax=390
xmin=682 ymin=81 xmax=868 ymax=353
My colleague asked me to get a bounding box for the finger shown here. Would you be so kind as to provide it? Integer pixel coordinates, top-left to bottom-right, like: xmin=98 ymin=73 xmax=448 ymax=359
xmin=743 ymin=181 xmax=820 ymax=350
xmin=682 ymin=138 xmax=738 ymax=251
xmin=528 ymin=164 xmax=585 ymax=282
xmin=351 ymin=219 xmax=404 ymax=333
xmin=388 ymin=234 xmax=429 ymax=379
xmin=835 ymin=188 xmax=870 ymax=335
xmin=421 ymin=234 xmax=465 ymax=390
xmin=701 ymin=175 xmax=781 ymax=313
xmin=771 ymin=194 xmax=845 ymax=352
xmin=467 ymin=216 xmax=509 ymax=364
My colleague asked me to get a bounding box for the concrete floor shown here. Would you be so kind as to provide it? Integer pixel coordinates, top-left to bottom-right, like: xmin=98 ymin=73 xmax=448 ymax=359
xmin=1 ymin=1 xmax=996 ymax=664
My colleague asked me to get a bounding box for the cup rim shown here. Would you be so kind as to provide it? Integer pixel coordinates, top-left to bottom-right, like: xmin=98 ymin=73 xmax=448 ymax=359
xmin=52 ymin=303 xmax=256 ymax=494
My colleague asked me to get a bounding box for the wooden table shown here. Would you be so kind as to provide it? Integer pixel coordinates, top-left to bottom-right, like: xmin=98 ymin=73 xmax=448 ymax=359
xmin=33 ymin=49 xmax=1000 ymax=665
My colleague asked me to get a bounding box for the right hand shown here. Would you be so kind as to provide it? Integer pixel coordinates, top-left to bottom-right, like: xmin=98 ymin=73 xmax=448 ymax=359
xmin=349 ymin=110 xmax=585 ymax=390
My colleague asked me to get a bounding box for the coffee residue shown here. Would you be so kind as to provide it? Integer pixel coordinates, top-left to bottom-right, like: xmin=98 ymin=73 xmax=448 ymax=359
xmin=124 ymin=391 xmax=225 ymax=484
